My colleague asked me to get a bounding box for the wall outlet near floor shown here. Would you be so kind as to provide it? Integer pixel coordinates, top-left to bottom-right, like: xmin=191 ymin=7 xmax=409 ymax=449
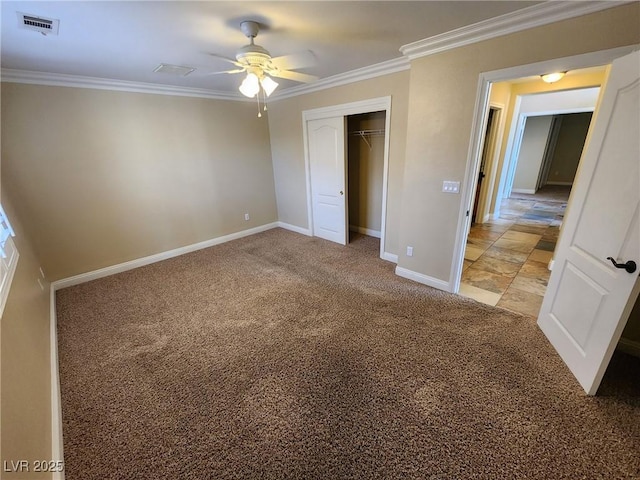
xmin=406 ymin=246 xmax=413 ymax=257
xmin=244 ymin=213 xmax=250 ymax=221
xmin=442 ymin=181 xmax=460 ymax=193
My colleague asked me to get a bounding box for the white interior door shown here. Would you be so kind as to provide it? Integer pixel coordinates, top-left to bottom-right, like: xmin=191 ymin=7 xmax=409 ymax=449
xmin=537 ymin=50 xmax=640 ymax=395
xmin=308 ymin=117 xmax=348 ymax=245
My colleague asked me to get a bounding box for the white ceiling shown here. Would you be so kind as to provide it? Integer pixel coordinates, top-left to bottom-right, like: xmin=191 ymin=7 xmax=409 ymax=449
xmin=2 ymin=1 xmax=600 ymax=98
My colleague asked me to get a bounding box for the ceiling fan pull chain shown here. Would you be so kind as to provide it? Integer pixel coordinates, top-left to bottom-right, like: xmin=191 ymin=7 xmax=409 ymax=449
xmin=256 ymin=92 xmax=262 ymax=118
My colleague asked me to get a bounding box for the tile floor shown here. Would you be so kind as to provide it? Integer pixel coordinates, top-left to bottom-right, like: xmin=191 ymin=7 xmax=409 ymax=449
xmin=460 ymin=186 xmax=570 ymax=317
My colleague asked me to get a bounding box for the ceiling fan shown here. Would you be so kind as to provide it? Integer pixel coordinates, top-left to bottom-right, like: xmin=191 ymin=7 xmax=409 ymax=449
xmin=210 ymin=21 xmax=318 ymax=100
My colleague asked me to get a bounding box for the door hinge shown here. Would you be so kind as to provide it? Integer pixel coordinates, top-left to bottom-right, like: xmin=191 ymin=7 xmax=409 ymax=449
xmin=466 ymin=210 xmax=470 ymax=217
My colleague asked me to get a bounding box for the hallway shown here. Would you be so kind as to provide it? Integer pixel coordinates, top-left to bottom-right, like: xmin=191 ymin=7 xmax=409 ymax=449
xmin=460 ymin=186 xmax=570 ymax=317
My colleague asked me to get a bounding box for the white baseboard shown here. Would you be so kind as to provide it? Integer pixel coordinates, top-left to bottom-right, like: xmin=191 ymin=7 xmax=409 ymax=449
xmin=349 ymin=225 xmax=381 ymax=238
xmin=381 ymin=252 xmax=398 ymax=264
xmin=512 ymin=188 xmax=536 ymax=194
xmin=617 ymin=337 xmax=640 ymax=358
xmin=50 ymin=287 xmax=65 ymax=480
xmin=395 ymin=266 xmax=451 ymax=292
xmin=545 ymin=181 xmax=573 ymax=186
xmin=277 ymin=221 xmax=312 ymax=236
xmin=52 ymin=222 xmax=280 ymax=290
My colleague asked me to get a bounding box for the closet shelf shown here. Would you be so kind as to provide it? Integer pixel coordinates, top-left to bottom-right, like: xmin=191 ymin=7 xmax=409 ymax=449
xmin=349 ymin=129 xmax=385 ymax=149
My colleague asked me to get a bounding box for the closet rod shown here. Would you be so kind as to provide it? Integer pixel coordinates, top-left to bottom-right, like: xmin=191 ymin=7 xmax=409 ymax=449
xmin=349 ymin=129 xmax=385 ymax=149
xmin=348 ymin=129 xmax=385 ymax=136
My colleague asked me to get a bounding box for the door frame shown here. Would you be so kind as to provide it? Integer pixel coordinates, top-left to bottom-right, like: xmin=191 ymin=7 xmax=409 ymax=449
xmin=302 ymin=96 xmax=393 ymax=261
xmin=451 ymin=45 xmax=637 ymax=294
xmin=473 ymin=103 xmax=504 ymax=225
xmin=499 ymin=90 xmax=598 ymax=207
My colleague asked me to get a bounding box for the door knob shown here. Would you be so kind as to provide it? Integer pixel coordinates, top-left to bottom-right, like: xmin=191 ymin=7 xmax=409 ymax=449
xmin=606 ymin=257 xmax=637 ymax=274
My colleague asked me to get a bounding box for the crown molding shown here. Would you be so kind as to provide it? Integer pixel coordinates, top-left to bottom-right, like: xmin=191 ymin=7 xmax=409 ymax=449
xmin=400 ymin=1 xmax=630 ymax=60
xmin=270 ymin=56 xmax=410 ymax=100
xmin=1 ymin=57 xmax=409 ymax=102
xmin=0 ymin=69 xmax=241 ymax=101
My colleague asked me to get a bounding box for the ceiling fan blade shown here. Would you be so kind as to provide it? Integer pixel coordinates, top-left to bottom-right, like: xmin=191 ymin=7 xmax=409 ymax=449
xmin=204 ymin=69 xmax=246 ymax=76
xmin=269 ymin=51 xmax=317 ymax=70
xmin=207 ymin=53 xmax=243 ymax=68
xmin=270 ymin=70 xmax=318 ymax=83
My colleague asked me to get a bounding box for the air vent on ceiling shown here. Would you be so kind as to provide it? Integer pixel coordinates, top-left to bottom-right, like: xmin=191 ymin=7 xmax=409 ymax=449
xmin=17 ymin=12 xmax=60 ymax=35
xmin=153 ymin=64 xmax=196 ymax=76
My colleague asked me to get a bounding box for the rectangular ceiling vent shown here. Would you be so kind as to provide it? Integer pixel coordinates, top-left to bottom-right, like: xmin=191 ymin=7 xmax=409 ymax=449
xmin=153 ymin=64 xmax=196 ymax=76
xmin=17 ymin=12 xmax=60 ymax=35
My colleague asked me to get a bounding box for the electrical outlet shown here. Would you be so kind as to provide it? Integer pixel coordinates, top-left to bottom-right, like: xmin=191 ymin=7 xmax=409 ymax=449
xmin=244 ymin=213 xmax=250 ymax=221
xmin=406 ymin=246 xmax=413 ymax=257
xmin=442 ymin=181 xmax=460 ymax=194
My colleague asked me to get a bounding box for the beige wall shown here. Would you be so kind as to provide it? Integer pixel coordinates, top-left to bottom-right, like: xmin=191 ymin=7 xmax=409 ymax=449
xmin=546 ymin=112 xmax=592 ymax=185
xmin=398 ymin=3 xmax=640 ymax=283
xmin=512 ymin=115 xmax=553 ymax=192
xmin=348 ymin=112 xmax=385 ymax=233
xmin=1 ymin=193 xmax=52 ymax=480
xmin=1 ymin=84 xmax=277 ymax=280
xmin=269 ymin=71 xmax=410 ymax=256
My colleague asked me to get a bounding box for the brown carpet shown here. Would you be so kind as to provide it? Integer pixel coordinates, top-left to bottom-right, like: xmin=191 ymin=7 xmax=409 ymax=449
xmin=56 ymin=228 xmax=640 ymax=479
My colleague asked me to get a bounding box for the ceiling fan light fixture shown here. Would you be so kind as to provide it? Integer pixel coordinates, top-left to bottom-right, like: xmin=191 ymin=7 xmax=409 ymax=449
xmin=239 ymin=72 xmax=260 ymax=98
xmin=260 ymin=75 xmax=279 ymax=97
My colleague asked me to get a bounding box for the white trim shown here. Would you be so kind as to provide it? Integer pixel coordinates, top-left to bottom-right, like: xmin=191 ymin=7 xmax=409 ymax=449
xmin=618 ymin=337 xmax=640 ymax=358
xmin=512 ymin=188 xmax=537 ymax=195
xmin=52 ymin=223 xmax=279 ymax=290
xmin=301 ymin=118 xmax=315 ymax=238
xmin=50 ymin=286 xmax=65 ymax=480
xmin=475 ymin=102 xmax=506 ymax=225
xmin=473 ymin=46 xmax=636 ymax=85
xmin=277 ymin=221 xmax=312 ymax=236
xmin=302 ymin=96 xmax=392 ymax=121
xmin=302 ymin=96 xmax=392 ymax=262
xmin=451 ymin=45 xmax=638 ymax=296
xmin=546 ymin=181 xmax=574 ymax=186
xmin=0 ymin=69 xmax=241 ymax=101
xmin=0 ymin=237 xmax=19 ymax=318
xmin=381 ymin=252 xmax=399 ymax=264
xmin=399 ymin=1 xmax=626 ymax=60
xmin=395 ymin=266 xmax=451 ymax=292
xmin=349 ymin=225 xmax=381 ymax=239
xmin=272 ymin=57 xmax=409 ymax=100
xmin=450 ymin=73 xmax=492 ymax=295
xmin=1 ymin=57 xmax=409 ymax=102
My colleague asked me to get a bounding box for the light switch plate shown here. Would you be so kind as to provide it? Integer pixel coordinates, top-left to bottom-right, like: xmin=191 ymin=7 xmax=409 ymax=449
xmin=442 ymin=181 xmax=460 ymax=193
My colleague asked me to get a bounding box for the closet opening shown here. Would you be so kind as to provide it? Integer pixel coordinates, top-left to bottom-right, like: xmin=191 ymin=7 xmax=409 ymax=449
xmin=347 ymin=111 xmax=386 ymax=244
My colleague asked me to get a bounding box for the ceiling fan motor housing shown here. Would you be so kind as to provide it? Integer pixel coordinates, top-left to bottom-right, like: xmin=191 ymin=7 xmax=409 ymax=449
xmin=236 ymin=21 xmax=273 ymax=68
xmin=236 ymin=44 xmax=271 ymax=67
